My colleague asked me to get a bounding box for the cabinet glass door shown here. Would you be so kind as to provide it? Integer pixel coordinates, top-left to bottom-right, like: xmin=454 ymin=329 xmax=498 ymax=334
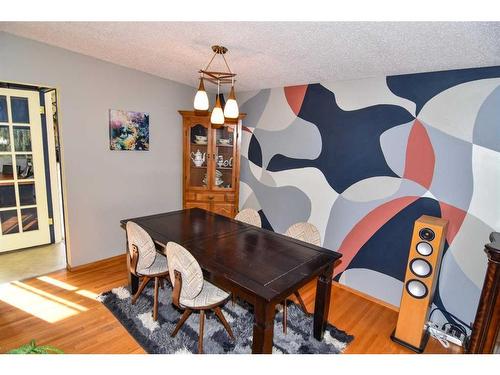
xmin=187 ymin=122 xmax=210 ymax=189
xmin=0 ymin=88 xmax=50 ymax=252
xmin=212 ymin=125 xmax=237 ymax=190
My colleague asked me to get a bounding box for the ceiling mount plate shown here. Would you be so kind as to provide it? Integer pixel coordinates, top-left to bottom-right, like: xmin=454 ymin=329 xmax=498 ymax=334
xmin=212 ymin=45 xmax=228 ymax=54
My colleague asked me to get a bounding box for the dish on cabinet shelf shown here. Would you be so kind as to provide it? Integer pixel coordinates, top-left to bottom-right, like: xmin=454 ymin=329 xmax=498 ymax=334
xmin=218 ymin=138 xmax=231 ymax=145
xmin=202 ymin=173 xmax=223 ymax=186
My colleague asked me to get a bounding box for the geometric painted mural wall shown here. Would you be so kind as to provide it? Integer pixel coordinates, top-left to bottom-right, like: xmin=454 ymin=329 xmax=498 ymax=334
xmin=238 ymin=65 xmax=500 ymax=332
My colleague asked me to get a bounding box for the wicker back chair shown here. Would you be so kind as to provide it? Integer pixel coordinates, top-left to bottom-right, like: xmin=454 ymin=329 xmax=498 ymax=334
xmin=126 ymin=221 xmax=169 ymax=321
xmin=166 ymin=241 xmax=234 ymax=353
xmin=285 ymin=222 xmax=321 ymax=246
xmin=234 ymin=208 xmax=262 ymax=227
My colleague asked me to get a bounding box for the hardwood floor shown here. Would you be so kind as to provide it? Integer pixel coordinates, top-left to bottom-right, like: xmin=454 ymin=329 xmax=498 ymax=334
xmin=0 ymin=255 xmax=143 ymax=354
xmin=0 ymin=255 xmax=461 ymax=354
xmin=291 ymin=281 xmax=462 ymax=354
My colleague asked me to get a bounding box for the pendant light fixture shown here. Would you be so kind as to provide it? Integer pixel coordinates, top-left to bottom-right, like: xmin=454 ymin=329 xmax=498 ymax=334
xmin=223 ymin=78 xmax=239 ymax=119
xmin=210 ymin=80 xmax=225 ymax=126
xmin=193 ymin=76 xmax=209 ymax=111
xmin=194 ymin=45 xmax=238 ymax=125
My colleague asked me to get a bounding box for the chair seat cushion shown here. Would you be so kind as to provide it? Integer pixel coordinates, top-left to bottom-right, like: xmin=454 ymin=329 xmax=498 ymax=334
xmin=180 ymin=280 xmax=229 ymax=308
xmin=138 ymin=253 xmax=168 ymax=276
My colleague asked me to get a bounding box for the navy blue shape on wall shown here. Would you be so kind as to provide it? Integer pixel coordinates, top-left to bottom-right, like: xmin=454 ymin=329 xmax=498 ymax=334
xmin=248 ymin=134 xmax=263 ymax=168
xmin=258 ymin=209 xmax=274 ymax=232
xmin=267 ymin=84 xmax=415 ymax=193
xmin=387 ymin=65 xmax=500 ymax=115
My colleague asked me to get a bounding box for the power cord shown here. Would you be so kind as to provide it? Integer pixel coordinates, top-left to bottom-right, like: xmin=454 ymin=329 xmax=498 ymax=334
xmin=428 ymin=307 xmax=472 ymax=330
xmin=427 ymin=324 xmax=450 ymax=349
xmin=426 ymin=307 xmax=473 ymax=348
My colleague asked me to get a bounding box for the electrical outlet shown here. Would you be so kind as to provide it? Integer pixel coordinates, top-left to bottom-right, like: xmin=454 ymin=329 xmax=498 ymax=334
xmin=442 ymin=325 xmax=467 ymax=347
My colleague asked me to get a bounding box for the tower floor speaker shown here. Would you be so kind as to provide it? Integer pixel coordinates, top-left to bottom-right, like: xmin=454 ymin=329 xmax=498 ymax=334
xmin=391 ymin=215 xmax=448 ymax=352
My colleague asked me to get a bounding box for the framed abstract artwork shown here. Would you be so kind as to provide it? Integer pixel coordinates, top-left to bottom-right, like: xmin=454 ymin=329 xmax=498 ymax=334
xmin=109 ymin=109 xmax=150 ymax=151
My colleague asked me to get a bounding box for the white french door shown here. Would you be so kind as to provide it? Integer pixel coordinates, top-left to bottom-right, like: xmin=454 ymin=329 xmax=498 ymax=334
xmin=0 ymin=88 xmax=50 ymax=252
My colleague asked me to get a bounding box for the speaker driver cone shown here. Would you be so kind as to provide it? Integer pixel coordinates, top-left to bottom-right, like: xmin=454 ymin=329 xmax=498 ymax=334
xmin=410 ymin=258 xmax=432 ymax=277
xmin=419 ymin=228 xmax=435 ymax=241
xmin=416 ymin=241 xmax=433 ymax=256
xmin=406 ymin=279 xmax=428 ymax=299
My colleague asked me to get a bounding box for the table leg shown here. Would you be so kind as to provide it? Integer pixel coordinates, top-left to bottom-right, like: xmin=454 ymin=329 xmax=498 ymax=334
xmin=313 ymin=264 xmax=334 ymax=340
xmin=252 ymin=298 xmax=276 ymax=354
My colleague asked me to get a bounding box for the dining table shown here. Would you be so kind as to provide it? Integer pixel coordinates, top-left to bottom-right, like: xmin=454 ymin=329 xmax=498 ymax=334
xmin=120 ymin=208 xmax=342 ymax=354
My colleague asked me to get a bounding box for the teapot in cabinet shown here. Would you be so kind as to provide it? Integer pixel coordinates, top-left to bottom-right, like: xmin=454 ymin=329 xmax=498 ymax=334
xmin=190 ymin=149 xmax=206 ymax=167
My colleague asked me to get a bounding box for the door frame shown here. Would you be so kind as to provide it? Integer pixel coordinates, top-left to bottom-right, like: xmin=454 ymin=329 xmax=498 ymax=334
xmin=0 ymin=80 xmax=71 ymax=267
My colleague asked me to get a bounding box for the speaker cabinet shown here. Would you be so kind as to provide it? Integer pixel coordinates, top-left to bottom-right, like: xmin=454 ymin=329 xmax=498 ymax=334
xmin=391 ymin=215 xmax=448 ymax=352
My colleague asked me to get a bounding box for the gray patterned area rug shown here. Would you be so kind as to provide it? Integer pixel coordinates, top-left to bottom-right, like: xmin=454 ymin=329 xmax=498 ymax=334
xmin=98 ymin=284 xmax=354 ymax=354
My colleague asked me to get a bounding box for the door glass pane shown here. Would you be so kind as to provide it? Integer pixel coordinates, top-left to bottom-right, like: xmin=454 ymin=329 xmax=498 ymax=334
xmin=0 ymin=155 xmax=15 ymax=180
xmin=21 ymin=207 xmax=38 ymax=232
xmin=0 ymin=96 xmax=8 ymax=122
xmin=16 ymin=154 xmax=34 ymax=179
xmin=19 ymin=182 xmax=36 ymax=206
xmin=0 ymin=209 xmax=19 ymax=234
xmin=214 ymin=126 xmax=235 ymax=189
xmin=189 ymin=124 xmax=208 ymax=188
xmin=0 ymin=125 xmax=11 ymax=151
xmin=0 ymin=182 xmax=16 ymax=208
xmin=13 ymin=126 xmax=32 ymax=151
xmin=11 ymin=97 xmax=30 ymax=124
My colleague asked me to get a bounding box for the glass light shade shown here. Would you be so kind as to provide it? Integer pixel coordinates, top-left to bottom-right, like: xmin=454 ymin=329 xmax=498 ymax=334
xmin=193 ymin=79 xmax=209 ymax=111
xmin=223 ymin=86 xmax=239 ymax=119
xmin=210 ymin=96 xmax=225 ymax=125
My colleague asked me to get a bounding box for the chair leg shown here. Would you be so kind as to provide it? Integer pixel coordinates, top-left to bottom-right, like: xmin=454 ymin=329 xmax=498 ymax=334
xmin=171 ymin=309 xmax=192 ymax=337
xmin=198 ymin=310 xmax=205 ymax=354
xmin=159 ymin=278 xmax=164 ymax=289
xmin=153 ymin=277 xmax=160 ymax=321
xmin=294 ymin=291 xmax=308 ymax=314
xmin=214 ymin=306 xmax=234 ymax=340
xmin=132 ymin=276 xmax=151 ymax=304
xmin=283 ymin=300 xmax=288 ymax=334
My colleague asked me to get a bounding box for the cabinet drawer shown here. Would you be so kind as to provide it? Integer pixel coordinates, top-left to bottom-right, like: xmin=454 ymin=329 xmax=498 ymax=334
xmin=185 ymin=192 xmax=196 ymax=200
xmin=212 ymin=203 xmax=235 ymax=218
xmin=225 ymin=193 xmax=235 ymax=202
xmin=184 ymin=201 xmax=210 ymax=210
xmin=196 ymin=192 xmax=225 ymax=202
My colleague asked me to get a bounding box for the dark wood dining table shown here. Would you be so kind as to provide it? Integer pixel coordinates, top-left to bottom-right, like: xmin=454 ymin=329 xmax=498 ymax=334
xmin=120 ymin=208 xmax=342 ymax=354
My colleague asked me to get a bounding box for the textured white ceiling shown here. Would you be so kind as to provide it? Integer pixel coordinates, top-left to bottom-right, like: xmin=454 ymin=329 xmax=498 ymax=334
xmin=1 ymin=22 xmax=499 ymax=91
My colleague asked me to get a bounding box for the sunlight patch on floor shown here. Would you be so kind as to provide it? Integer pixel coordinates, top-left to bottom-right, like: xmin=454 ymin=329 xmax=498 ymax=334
xmin=37 ymin=275 xmax=100 ymax=300
xmin=0 ymin=283 xmax=79 ymax=323
xmin=12 ymin=281 xmax=88 ymax=312
xmin=75 ymin=289 xmax=99 ymax=299
xmin=37 ymin=275 xmax=77 ymax=291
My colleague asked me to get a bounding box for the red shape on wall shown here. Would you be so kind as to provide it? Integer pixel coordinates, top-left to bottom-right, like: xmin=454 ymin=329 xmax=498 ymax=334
xmin=439 ymin=201 xmax=467 ymax=244
xmin=403 ymin=120 xmax=435 ymax=189
xmin=334 ymin=196 xmax=420 ymax=277
xmin=284 ymin=85 xmax=308 ymax=115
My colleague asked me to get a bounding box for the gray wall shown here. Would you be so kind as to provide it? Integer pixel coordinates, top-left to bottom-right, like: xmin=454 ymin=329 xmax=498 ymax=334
xmin=0 ymin=32 xmax=193 ymax=266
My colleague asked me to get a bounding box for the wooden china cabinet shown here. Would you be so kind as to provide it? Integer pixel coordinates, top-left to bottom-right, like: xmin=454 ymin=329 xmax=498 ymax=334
xmin=180 ymin=111 xmax=245 ymax=218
